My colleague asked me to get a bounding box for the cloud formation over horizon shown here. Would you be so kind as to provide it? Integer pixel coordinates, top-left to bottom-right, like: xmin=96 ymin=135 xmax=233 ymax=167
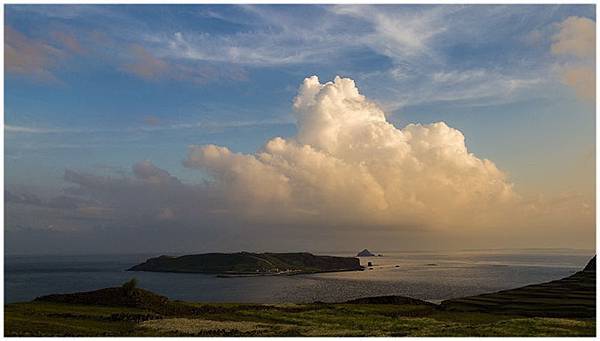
xmin=6 ymin=75 xmax=595 ymax=254
xmin=185 ymin=76 xmax=517 ymax=228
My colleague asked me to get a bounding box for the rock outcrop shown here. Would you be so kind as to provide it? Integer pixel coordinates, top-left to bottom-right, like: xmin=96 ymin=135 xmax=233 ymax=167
xmin=356 ymin=249 xmax=376 ymax=257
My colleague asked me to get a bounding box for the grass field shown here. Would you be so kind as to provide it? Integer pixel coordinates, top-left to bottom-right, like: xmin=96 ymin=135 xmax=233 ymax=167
xmin=5 ymin=299 xmax=595 ymax=336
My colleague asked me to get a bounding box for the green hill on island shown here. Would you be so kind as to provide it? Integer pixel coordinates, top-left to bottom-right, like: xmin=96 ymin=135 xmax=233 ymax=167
xmin=128 ymin=252 xmax=363 ymax=275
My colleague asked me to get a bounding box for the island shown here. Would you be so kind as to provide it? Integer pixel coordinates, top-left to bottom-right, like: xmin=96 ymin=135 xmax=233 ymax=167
xmin=128 ymin=252 xmax=364 ymax=275
xmin=356 ymin=249 xmax=376 ymax=257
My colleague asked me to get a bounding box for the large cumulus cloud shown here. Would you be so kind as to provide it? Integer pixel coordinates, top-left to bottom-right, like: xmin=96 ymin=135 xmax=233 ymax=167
xmin=6 ymin=76 xmax=594 ymax=253
xmin=185 ymin=76 xmax=516 ymax=229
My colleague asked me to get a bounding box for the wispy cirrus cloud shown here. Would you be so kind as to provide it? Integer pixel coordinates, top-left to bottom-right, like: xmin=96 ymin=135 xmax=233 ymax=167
xmin=155 ymin=5 xmax=448 ymax=67
xmin=5 ymin=124 xmax=68 ymax=134
xmin=7 ymin=5 xmax=592 ymax=106
xmin=330 ymin=5 xmax=449 ymax=62
xmin=141 ymin=4 xmax=560 ymax=109
xmin=5 ymin=116 xmax=294 ymax=136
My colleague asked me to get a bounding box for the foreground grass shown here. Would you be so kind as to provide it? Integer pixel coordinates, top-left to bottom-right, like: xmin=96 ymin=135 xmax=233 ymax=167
xmin=5 ymin=301 xmax=595 ymax=337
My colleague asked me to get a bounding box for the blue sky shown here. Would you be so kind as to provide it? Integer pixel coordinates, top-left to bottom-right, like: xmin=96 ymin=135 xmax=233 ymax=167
xmin=5 ymin=5 xmax=596 ymax=254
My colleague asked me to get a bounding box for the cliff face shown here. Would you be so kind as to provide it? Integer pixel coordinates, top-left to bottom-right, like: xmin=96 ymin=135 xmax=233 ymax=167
xmin=128 ymin=252 xmax=363 ymax=274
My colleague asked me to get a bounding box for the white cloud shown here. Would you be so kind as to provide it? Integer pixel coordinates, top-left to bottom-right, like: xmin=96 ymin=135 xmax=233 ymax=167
xmin=7 ymin=76 xmax=593 ymax=252
xmin=432 ymin=70 xmax=487 ymax=84
xmin=180 ymin=76 xmax=593 ymax=235
xmin=330 ymin=5 xmax=448 ymax=62
xmin=158 ymin=5 xmax=449 ymax=67
xmin=5 ymin=125 xmax=63 ymax=134
xmin=355 ymin=67 xmax=544 ymax=113
xmin=184 ymin=76 xmax=517 ymax=229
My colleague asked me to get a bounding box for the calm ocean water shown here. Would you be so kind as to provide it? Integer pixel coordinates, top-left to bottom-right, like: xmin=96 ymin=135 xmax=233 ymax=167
xmin=4 ymin=249 xmax=594 ymax=304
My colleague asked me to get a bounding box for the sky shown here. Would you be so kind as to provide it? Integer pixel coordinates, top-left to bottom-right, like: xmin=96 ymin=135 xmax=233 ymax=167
xmin=4 ymin=4 xmax=596 ymax=255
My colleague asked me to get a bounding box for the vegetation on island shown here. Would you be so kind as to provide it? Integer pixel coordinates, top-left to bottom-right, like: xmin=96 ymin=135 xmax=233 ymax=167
xmin=128 ymin=252 xmax=363 ymax=275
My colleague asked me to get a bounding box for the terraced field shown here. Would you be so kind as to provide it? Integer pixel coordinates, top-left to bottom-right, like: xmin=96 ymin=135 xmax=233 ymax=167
xmin=441 ymin=257 xmax=596 ymax=318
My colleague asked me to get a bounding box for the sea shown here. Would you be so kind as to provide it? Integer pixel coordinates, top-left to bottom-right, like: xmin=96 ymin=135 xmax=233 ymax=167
xmin=4 ymin=249 xmax=595 ymax=304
